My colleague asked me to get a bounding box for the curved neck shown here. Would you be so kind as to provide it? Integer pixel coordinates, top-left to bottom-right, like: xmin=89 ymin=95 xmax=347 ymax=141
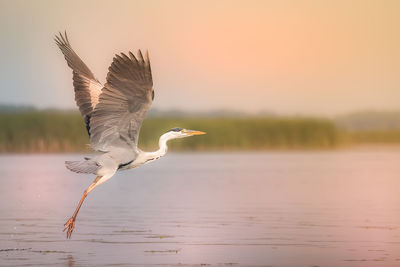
xmin=143 ymin=132 xmax=174 ymax=162
xmin=157 ymin=133 xmax=170 ymax=155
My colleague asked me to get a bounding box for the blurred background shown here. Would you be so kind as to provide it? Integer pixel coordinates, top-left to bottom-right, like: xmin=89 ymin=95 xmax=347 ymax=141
xmin=1 ymin=1 xmax=400 ymax=266
xmin=0 ymin=0 xmax=399 ymax=153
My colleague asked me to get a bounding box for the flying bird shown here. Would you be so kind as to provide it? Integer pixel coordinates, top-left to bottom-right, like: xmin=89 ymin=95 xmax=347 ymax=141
xmin=55 ymin=32 xmax=206 ymax=239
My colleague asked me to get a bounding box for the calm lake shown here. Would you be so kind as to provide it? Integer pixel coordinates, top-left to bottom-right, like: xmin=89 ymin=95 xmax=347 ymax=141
xmin=0 ymin=150 xmax=399 ymax=266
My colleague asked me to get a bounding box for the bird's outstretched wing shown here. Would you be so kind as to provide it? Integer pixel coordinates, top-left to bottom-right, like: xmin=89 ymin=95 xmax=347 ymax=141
xmin=89 ymin=50 xmax=154 ymax=152
xmin=55 ymin=32 xmax=102 ymax=135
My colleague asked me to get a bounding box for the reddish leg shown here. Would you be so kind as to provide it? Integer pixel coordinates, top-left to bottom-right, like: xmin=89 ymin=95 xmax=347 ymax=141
xmin=64 ymin=176 xmax=102 ymax=239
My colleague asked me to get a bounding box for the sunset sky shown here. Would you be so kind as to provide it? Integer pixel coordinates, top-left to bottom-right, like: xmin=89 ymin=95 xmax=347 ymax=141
xmin=0 ymin=0 xmax=399 ymax=116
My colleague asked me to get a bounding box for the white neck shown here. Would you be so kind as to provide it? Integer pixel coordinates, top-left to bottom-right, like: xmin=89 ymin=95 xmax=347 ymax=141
xmin=145 ymin=132 xmax=173 ymax=160
xmin=157 ymin=132 xmax=171 ymax=156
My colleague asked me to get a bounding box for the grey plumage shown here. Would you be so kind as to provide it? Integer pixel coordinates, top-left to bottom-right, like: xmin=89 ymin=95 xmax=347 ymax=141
xmin=56 ymin=32 xmax=154 ymax=172
xmin=89 ymin=50 xmax=153 ymax=151
xmin=65 ymin=159 xmax=100 ymax=174
xmin=55 ymin=32 xmax=102 ymax=136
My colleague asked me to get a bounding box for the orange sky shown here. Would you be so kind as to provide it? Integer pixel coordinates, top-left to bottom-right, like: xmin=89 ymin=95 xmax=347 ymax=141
xmin=0 ymin=0 xmax=399 ymax=115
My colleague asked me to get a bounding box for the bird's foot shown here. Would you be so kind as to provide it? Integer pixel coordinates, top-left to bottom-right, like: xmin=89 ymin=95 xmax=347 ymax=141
xmin=64 ymin=217 xmax=76 ymax=239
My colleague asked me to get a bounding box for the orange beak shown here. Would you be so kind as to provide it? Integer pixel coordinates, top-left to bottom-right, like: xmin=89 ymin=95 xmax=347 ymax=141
xmin=185 ymin=130 xmax=207 ymax=136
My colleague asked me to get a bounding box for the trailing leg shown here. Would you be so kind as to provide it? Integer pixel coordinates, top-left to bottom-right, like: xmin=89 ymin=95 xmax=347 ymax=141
xmin=64 ymin=175 xmax=102 ymax=239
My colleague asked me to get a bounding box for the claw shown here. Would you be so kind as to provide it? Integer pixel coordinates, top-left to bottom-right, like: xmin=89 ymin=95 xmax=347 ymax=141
xmin=64 ymin=217 xmax=75 ymax=239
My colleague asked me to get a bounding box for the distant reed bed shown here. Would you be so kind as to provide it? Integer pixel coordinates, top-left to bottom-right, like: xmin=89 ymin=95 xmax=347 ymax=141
xmin=0 ymin=111 xmax=398 ymax=153
xmin=140 ymin=117 xmax=338 ymax=150
xmin=339 ymin=130 xmax=400 ymax=145
xmin=0 ymin=112 xmax=89 ymax=153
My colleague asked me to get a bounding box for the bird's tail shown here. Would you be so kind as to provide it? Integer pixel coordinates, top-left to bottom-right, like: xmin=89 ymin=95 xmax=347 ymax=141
xmin=65 ymin=159 xmax=100 ymax=174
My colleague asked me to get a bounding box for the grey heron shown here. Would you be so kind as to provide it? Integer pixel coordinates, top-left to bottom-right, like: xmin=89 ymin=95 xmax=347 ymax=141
xmin=55 ymin=32 xmax=206 ymax=239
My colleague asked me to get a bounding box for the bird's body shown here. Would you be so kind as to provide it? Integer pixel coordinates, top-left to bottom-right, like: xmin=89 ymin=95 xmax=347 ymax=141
xmin=55 ymin=32 xmax=205 ymax=238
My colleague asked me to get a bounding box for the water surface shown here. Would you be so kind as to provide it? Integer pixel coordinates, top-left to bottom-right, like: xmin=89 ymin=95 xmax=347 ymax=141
xmin=0 ymin=151 xmax=399 ymax=266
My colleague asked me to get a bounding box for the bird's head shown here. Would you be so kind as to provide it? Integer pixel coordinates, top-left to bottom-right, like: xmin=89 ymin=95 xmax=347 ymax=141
xmin=165 ymin=127 xmax=206 ymax=140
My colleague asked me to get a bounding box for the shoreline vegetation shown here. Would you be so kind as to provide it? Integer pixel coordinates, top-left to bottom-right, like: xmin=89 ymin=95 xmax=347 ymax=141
xmin=0 ymin=111 xmax=399 ymax=153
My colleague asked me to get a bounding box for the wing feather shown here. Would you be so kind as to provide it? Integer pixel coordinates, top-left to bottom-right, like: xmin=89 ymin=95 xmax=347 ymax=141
xmin=55 ymin=32 xmax=102 ymax=136
xmin=89 ymin=50 xmax=154 ymax=151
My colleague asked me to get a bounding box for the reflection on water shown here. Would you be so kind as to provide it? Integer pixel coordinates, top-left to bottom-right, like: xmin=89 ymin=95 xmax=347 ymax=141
xmin=0 ymin=150 xmax=400 ymax=266
xmin=66 ymin=254 xmax=74 ymax=267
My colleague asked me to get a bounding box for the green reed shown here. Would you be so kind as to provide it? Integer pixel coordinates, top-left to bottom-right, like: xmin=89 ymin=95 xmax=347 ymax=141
xmin=0 ymin=111 xmax=397 ymax=153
